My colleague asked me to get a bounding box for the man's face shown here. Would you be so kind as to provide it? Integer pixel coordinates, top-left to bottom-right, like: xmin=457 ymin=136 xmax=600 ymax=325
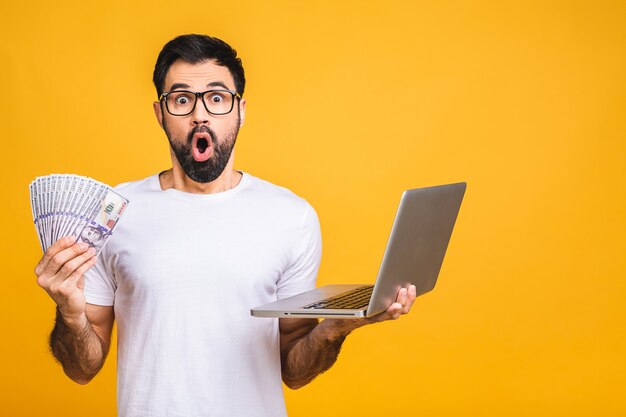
xmin=153 ymin=59 xmax=246 ymax=183
xmin=81 ymin=226 xmax=103 ymax=245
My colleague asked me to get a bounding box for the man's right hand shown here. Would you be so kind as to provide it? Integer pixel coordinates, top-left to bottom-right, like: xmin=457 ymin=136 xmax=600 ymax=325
xmin=35 ymin=236 xmax=97 ymax=321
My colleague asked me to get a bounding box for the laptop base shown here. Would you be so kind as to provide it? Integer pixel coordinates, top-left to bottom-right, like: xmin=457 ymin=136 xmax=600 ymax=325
xmin=251 ymin=284 xmax=372 ymax=318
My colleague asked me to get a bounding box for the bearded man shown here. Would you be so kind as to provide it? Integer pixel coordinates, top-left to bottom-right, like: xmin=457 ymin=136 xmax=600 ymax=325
xmin=34 ymin=34 xmax=416 ymax=417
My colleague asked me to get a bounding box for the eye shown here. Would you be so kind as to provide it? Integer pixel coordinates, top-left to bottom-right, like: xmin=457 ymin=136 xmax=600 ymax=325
xmin=169 ymin=92 xmax=194 ymax=106
xmin=175 ymin=95 xmax=191 ymax=105
xmin=209 ymin=93 xmax=224 ymax=103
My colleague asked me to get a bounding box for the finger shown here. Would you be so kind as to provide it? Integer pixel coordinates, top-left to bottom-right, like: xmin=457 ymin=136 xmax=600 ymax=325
xmin=53 ymin=261 xmax=94 ymax=308
xmin=366 ymin=304 xmax=393 ymax=323
xmin=53 ymin=247 xmax=96 ymax=282
xmin=76 ymin=271 xmax=87 ymax=291
xmin=403 ymin=285 xmax=417 ymax=314
xmin=35 ymin=236 xmax=75 ymax=276
xmin=44 ymin=246 xmax=95 ymax=290
xmin=390 ymin=287 xmax=410 ymax=316
xmin=60 ymin=255 xmax=97 ymax=291
xmin=385 ymin=302 xmax=403 ymax=320
xmin=42 ymin=241 xmax=91 ymax=278
xmin=368 ymin=301 xmax=405 ymax=323
xmin=395 ymin=287 xmax=408 ymax=304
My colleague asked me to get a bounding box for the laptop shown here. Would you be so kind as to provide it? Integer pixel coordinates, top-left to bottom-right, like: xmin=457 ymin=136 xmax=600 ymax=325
xmin=250 ymin=182 xmax=466 ymax=319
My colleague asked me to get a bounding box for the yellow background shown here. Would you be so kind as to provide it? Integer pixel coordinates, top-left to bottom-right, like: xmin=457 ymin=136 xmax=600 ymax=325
xmin=2 ymin=1 xmax=625 ymax=416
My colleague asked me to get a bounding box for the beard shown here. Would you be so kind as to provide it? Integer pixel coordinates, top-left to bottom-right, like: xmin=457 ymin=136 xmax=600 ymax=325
xmin=163 ymin=113 xmax=240 ymax=184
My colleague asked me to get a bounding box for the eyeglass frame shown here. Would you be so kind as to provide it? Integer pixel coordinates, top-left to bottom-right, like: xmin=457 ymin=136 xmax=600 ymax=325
xmin=158 ymin=89 xmax=242 ymax=116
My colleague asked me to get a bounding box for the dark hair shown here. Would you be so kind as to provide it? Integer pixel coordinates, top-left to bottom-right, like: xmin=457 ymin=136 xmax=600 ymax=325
xmin=152 ymin=34 xmax=245 ymax=98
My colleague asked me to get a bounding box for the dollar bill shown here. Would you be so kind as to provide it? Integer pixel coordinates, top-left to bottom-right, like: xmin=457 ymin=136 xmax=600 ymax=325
xmin=29 ymin=174 xmax=129 ymax=254
xmin=76 ymin=187 xmax=129 ymax=254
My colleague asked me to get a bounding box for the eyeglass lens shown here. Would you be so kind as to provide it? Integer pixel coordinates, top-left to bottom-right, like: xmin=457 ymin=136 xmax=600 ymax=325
xmin=166 ymin=91 xmax=235 ymax=115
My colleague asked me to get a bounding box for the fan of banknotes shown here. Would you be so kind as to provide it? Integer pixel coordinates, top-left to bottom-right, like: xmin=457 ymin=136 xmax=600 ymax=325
xmin=29 ymin=174 xmax=129 ymax=254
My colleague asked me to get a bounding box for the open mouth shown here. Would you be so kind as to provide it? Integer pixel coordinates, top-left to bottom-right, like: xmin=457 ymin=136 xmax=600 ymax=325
xmin=191 ymin=134 xmax=213 ymax=162
xmin=197 ymin=137 xmax=209 ymax=153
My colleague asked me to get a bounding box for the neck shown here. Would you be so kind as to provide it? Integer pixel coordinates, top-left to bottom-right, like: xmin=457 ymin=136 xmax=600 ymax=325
xmin=159 ymin=154 xmax=242 ymax=194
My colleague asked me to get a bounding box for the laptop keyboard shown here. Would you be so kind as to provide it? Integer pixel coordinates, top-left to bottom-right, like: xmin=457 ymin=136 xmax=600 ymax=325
xmin=303 ymin=285 xmax=374 ymax=310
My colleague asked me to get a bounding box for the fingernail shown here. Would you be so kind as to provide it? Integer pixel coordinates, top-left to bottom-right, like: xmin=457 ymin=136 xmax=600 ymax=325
xmin=77 ymin=242 xmax=88 ymax=250
xmin=87 ymin=247 xmax=96 ymax=255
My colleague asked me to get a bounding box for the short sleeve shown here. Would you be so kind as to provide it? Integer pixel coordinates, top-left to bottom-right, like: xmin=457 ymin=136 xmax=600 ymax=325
xmin=276 ymin=202 xmax=322 ymax=299
xmin=84 ymin=244 xmax=117 ymax=306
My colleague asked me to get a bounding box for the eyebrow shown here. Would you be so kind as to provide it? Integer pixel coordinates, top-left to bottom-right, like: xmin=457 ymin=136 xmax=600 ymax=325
xmin=206 ymin=81 xmax=230 ymax=90
xmin=169 ymin=83 xmax=191 ymax=91
xmin=168 ymin=81 xmax=232 ymax=92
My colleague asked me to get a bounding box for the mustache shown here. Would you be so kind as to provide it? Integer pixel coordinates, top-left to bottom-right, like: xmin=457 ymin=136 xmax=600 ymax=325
xmin=187 ymin=125 xmax=217 ymax=146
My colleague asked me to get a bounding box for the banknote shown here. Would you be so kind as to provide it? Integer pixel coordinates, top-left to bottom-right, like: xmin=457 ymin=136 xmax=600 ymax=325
xmin=29 ymin=174 xmax=129 ymax=254
xmin=76 ymin=188 xmax=129 ymax=253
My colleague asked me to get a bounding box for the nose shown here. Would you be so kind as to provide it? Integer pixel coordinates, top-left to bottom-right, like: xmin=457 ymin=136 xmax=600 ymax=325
xmin=191 ymin=96 xmax=210 ymax=126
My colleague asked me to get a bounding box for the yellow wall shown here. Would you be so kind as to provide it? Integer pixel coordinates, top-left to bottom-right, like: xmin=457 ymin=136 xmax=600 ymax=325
xmin=2 ymin=0 xmax=625 ymax=415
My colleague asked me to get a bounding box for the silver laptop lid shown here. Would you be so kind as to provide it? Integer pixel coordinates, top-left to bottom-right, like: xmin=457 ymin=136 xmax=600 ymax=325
xmin=366 ymin=182 xmax=466 ymax=316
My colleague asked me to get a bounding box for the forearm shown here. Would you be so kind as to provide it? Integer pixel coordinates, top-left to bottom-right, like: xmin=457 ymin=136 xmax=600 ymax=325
xmin=281 ymin=319 xmax=362 ymax=389
xmin=49 ymin=308 xmax=107 ymax=384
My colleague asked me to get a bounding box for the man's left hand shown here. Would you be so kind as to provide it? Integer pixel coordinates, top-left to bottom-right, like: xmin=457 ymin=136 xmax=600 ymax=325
xmin=279 ymin=284 xmax=418 ymax=388
xmin=363 ymin=284 xmax=418 ymax=324
xmin=317 ymin=284 xmax=419 ymax=337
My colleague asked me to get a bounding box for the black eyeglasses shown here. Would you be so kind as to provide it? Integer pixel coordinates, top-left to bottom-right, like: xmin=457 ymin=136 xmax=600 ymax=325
xmin=159 ymin=89 xmax=241 ymax=116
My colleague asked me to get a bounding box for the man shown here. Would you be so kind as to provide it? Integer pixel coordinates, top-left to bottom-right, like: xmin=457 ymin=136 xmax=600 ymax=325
xmin=35 ymin=34 xmax=417 ymax=417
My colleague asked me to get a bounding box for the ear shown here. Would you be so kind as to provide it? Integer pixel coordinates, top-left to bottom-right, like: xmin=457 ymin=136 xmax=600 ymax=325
xmin=153 ymin=101 xmax=164 ymax=129
xmin=238 ymin=98 xmax=246 ymax=128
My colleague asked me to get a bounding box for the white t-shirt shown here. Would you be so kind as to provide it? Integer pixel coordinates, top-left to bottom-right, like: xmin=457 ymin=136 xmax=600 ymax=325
xmin=84 ymin=172 xmax=322 ymax=417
